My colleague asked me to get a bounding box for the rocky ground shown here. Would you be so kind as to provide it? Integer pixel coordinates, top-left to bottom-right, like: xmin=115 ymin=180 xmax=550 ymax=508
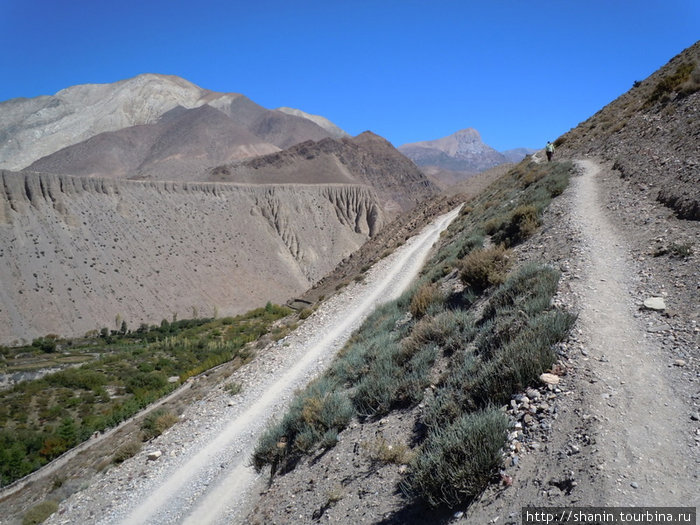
xmin=244 ymin=156 xmax=699 ymax=523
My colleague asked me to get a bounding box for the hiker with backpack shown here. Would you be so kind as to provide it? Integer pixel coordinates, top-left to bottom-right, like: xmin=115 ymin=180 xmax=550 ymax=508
xmin=545 ymin=141 xmax=555 ymax=162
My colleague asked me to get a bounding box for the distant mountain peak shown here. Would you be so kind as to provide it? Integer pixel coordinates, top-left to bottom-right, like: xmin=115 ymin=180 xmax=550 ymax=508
xmin=398 ymin=128 xmax=507 ymax=174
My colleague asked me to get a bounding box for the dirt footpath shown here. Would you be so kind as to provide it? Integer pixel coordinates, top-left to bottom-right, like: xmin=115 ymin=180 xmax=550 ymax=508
xmin=463 ymin=158 xmax=699 ymax=523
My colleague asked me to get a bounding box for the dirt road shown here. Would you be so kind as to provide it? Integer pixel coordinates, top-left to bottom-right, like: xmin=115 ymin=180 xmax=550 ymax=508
xmin=49 ymin=206 xmax=458 ymax=525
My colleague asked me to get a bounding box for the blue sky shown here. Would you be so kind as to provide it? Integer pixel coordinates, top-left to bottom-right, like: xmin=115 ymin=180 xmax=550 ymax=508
xmin=1 ymin=1 xmax=698 ymax=151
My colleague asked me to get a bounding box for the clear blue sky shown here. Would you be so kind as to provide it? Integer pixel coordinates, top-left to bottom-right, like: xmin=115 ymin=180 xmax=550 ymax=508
xmin=1 ymin=1 xmax=698 ymax=151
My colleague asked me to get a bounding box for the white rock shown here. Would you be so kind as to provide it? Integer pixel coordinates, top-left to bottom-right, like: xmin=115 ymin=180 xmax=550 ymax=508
xmin=539 ymin=373 xmax=560 ymax=385
xmin=643 ymin=297 xmax=666 ymax=311
xmin=147 ymin=450 xmax=162 ymax=461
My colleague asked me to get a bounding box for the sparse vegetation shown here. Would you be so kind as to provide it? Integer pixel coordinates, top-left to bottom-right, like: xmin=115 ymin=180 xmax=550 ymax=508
xmin=140 ymin=409 xmax=179 ymax=441
xmin=112 ymin=439 xmax=142 ymax=464
xmin=252 ymin=161 xmax=575 ymax=510
xmin=646 ymin=61 xmax=698 ymax=106
xmin=226 ymin=382 xmax=243 ymax=396
xmin=363 ymin=437 xmax=414 ymax=465
xmin=670 ymin=242 xmax=693 ymax=258
xmin=22 ymin=499 xmax=58 ymax=525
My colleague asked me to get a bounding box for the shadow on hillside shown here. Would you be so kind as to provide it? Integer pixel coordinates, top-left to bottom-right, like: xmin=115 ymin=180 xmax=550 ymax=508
xmin=375 ymin=501 xmax=456 ymax=525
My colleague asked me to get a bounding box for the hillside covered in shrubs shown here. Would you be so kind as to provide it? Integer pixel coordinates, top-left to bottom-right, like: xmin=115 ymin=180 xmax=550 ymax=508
xmin=252 ymin=160 xmax=576 ymax=511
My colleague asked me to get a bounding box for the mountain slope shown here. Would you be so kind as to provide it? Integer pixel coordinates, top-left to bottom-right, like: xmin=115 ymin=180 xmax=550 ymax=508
xmin=558 ymin=40 xmax=699 ymax=219
xmin=208 ymin=132 xmax=439 ymax=216
xmin=0 ymin=74 xmax=343 ymax=172
xmin=26 ymin=105 xmax=281 ymax=180
xmin=0 ymin=170 xmax=382 ymax=344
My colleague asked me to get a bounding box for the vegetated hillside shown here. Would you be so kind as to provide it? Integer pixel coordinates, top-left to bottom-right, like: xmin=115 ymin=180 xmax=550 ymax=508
xmin=247 ymin=159 xmax=576 ymax=522
xmin=558 ymin=40 xmax=699 ymax=220
xmin=209 ymin=131 xmax=439 ymax=216
xmin=0 ymin=74 xmax=339 ymax=172
xmin=26 ymin=105 xmax=280 ymax=181
xmin=0 ymin=170 xmax=382 ymax=345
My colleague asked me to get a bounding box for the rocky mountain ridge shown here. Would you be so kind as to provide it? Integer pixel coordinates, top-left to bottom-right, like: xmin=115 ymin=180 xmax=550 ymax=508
xmin=399 ymin=128 xmax=513 ymax=172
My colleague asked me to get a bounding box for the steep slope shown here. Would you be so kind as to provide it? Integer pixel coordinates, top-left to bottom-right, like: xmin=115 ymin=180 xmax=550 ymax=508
xmin=209 ymin=131 xmax=439 ymax=216
xmin=26 ymin=105 xmax=280 ymax=180
xmin=558 ymin=40 xmax=699 ymax=219
xmin=0 ymin=74 xmax=342 ymax=172
xmin=399 ymin=128 xmax=508 ymax=173
xmin=0 ymin=170 xmax=382 ymax=344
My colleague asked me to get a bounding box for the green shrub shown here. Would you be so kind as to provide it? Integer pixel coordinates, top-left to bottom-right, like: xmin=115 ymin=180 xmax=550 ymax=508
xmin=469 ymin=310 xmax=575 ymax=408
xmin=22 ymin=500 xmax=59 ymax=525
xmin=252 ymin=376 xmax=353 ymax=472
xmin=459 ymin=246 xmax=512 ymax=293
xmin=112 ymin=440 xmax=142 ymax=464
xmin=404 ymin=408 xmax=508 ymax=507
xmin=140 ymin=409 xmax=178 ymax=441
xmin=481 ymin=263 xmax=560 ymax=321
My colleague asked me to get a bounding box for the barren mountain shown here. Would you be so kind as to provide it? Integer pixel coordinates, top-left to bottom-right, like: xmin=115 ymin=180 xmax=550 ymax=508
xmin=0 ymin=170 xmax=382 ymax=345
xmin=399 ymin=128 xmax=509 ymax=174
xmin=27 ymin=105 xmax=280 ymax=181
xmin=208 ymin=131 xmax=439 ymax=216
xmin=502 ymin=147 xmax=537 ymax=163
xmin=276 ymin=107 xmax=349 ymax=139
xmin=0 ymin=74 xmax=341 ymax=172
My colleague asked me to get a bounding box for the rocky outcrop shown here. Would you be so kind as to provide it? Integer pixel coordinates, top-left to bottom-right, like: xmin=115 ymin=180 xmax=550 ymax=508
xmin=0 ymin=170 xmax=382 ymax=344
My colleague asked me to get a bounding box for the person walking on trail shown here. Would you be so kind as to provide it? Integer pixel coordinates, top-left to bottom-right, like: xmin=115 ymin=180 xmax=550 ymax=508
xmin=545 ymin=141 xmax=555 ymax=162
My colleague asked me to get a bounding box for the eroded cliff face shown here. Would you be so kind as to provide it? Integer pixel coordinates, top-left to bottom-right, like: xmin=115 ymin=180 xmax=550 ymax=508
xmin=0 ymin=171 xmax=382 ymax=344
